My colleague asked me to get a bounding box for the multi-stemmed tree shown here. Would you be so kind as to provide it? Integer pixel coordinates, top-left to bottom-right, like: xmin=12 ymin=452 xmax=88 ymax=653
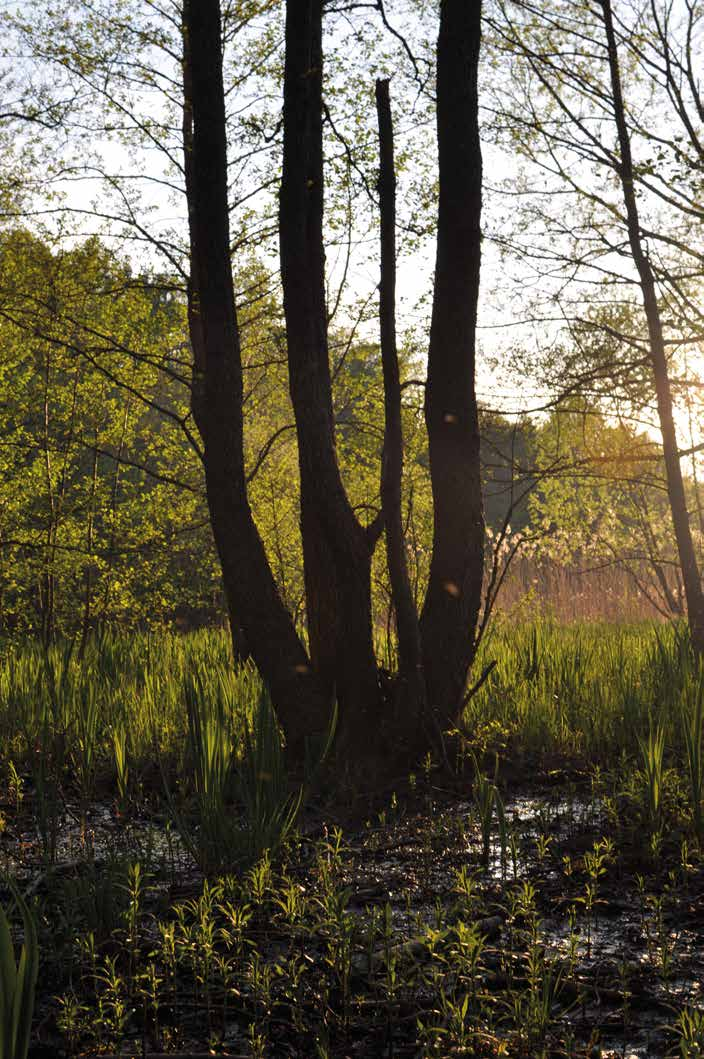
xmin=183 ymin=0 xmax=486 ymax=768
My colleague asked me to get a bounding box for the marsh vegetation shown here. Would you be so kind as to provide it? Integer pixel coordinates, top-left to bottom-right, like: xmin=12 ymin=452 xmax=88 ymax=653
xmin=2 ymin=624 xmax=704 ymax=1056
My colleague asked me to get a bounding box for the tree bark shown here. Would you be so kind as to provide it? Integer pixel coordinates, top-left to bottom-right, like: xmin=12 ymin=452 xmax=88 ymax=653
xmin=375 ymin=78 xmax=425 ymax=722
xmin=279 ymin=0 xmax=381 ymax=749
xmin=420 ymin=0 xmax=485 ymax=729
xmin=182 ymin=0 xmax=330 ymax=756
xmin=78 ymin=433 xmax=99 ymax=658
xmin=182 ymin=1 xmax=247 ymax=664
xmin=600 ymin=0 xmax=704 ymax=652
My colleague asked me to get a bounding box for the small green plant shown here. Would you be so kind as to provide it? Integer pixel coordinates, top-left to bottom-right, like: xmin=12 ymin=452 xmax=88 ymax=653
xmin=471 ymin=752 xmax=499 ymax=868
xmin=578 ymin=838 xmax=612 ymax=959
xmin=94 ymin=954 xmax=128 ymax=1050
xmin=674 ymin=1004 xmax=704 ymax=1057
xmin=6 ymin=763 xmax=22 ymax=813
xmin=452 ymin=865 xmax=478 ymax=917
xmin=639 ymin=721 xmax=666 ymax=832
xmin=0 ymin=881 xmax=39 ymax=1059
xmin=55 ymin=992 xmax=88 ymax=1055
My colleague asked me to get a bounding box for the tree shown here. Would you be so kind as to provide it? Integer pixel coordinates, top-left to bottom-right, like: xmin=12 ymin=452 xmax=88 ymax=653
xmin=420 ymin=0 xmax=485 ymax=724
xmin=0 ymin=229 xmax=220 ymax=639
xmin=487 ymin=0 xmax=704 ymax=650
xmin=183 ymin=0 xmax=486 ymax=768
xmin=183 ymin=0 xmax=330 ymax=758
xmin=3 ymin=0 xmax=486 ymax=773
xmin=530 ymin=403 xmax=689 ymax=618
xmin=278 ymin=0 xmax=381 ymax=748
xmin=376 ymin=76 xmax=425 ymax=713
xmin=598 ymin=0 xmax=704 ymax=647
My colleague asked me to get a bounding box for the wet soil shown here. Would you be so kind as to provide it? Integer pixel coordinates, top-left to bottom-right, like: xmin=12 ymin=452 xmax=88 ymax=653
xmin=1 ymin=771 xmax=703 ymax=1057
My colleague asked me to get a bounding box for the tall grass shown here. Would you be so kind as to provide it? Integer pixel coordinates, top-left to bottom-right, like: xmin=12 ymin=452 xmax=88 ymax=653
xmin=466 ymin=619 xmax=698 ymax=764
xmin=164 ymin=665 xmax=301 ymax=872
xmin=0 ymin=620 xmax=703 ymax=832
xmin=0 ymin=627 xmax=240 ymax=779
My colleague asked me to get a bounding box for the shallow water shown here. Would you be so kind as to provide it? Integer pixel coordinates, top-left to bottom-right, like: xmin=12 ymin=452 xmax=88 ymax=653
xmin=3 ymin=780 xmax=704 ymax=1055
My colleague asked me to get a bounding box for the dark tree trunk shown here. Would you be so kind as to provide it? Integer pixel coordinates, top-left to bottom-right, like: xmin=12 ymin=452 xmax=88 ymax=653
xmin=600 ymin=0 xmax=704 ymax=653
xmin=78 ymin=437 xmax=99 ymax=659
xmin=420 ymin=0 xmax=485 ymax=728
xmin=375 ymin=78 xmax=425 ymax=724
xmin=279 ymin=0 xmax=381 ymax=750
xmin=182 ymin=0 xmax=330 ymax=756
xmin=182 ymin=1 xmax=248 ymax=665
xmin=182 ymin=0 xmax=487 ymax=772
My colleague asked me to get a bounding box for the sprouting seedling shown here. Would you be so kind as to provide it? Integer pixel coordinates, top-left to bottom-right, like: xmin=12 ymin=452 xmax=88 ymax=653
xmin=94 ymin=954 xmax=129 ymax=1050
xmin=247 ymin=852 xmax=272 ymax=908
xmin=536 ymin=832 xmax=552 ymax=865
xmin=6 ymin=763 xmax=22 ymax=812
xmin=673 ymin=1004 xmax=704 ymax=1057
xmin=452 ymin=865 xmax=478 ymax=915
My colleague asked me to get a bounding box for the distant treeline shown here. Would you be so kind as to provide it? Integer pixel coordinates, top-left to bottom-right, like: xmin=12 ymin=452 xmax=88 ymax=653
xmin=0 ymin=231 xmax=698 ymax=641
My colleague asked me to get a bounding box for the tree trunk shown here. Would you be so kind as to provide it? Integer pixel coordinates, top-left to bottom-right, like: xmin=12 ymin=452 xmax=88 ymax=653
xmin=183 ymin=0 xmax=487 ymax=771
xmin=182 ymin=0 xmax=330 ymax=757
xmin=181 ymin=1 xmax=248 ymax=665
xmin=78 ymin=434 xmax=100 ymax=658
xmin=600 ymin=0 xmax=704 ymax=652
xmin=420 ymin=0 xmax=485 ymax=730
xmin=279 ymin=0 xmax=381 ymax=751
xmin=375 ymin=78 xmax=425 ymax=725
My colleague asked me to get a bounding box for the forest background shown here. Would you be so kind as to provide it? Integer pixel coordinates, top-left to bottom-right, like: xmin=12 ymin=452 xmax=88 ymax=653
xmin=0 ymin=0 xmax=701 ymax=647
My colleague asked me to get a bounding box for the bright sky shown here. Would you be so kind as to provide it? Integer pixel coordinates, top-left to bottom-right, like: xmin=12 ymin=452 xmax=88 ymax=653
xmin=3 ymin=0 xmax=702 ymax=460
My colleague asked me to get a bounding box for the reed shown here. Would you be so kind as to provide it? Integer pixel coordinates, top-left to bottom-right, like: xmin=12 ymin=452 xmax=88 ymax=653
xmin=0 ymin=881 xmax=38 ymax=1059
xmin=639 ymin=722 xmax=666 ymax=833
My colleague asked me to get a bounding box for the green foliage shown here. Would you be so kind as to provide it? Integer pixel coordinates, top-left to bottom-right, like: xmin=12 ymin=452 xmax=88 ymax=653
xmin=1 ymin=620 xmax=703 ymax=821
xmin=465 ymin=619 xmax=696 ymax=763
xmin=0 ymin=229 xmax=220 ymax=637
xmin=675 ymin=1005 xmax=704 ymax=1057
xmin=0 ymin=227 xmax=689 ymax=646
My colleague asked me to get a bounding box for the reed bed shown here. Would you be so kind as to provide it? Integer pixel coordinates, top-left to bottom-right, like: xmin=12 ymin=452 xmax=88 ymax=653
xmin=495 ymin=556 xmax=679 ymax=623
xmin=2 ymin=621 xmax=704 ymax=1055
xmin=0 ymin=620 xmax=701 ymax=791
xmin=468 ymin=618 xmax=697 ymax=765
